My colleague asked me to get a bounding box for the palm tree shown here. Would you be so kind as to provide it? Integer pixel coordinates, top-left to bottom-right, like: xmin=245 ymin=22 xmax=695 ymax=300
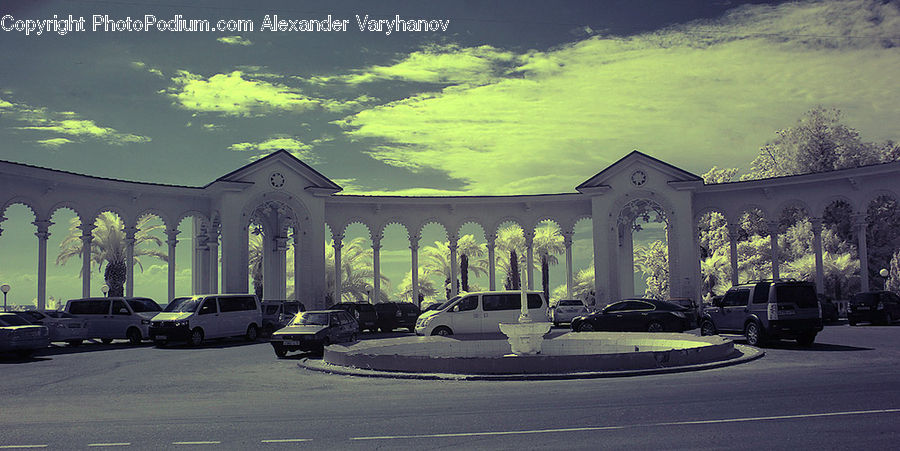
xmin=532 ymin=224 xmax=564 ymax=302
xmin=57 ymin=212 xmax=167 ymax=297
xmin=325 ymin=237 xmax=389 ymax=303
xmin=248 ymin=230 xmax=264 ymax=299
xmin=700 ymin=250 xmax=730 ymax=300
xmin=496 ymin=225 xmax=525 ymax=290
xmin=634 ymin=240 xmax=669 ymax=300
xmin=396 ymin=268 xmax=437 ymax=305
xmin=457 ymin=234 xmax=487 ymax=292
xmin=422 ymin=240 xmax=454 ymax=298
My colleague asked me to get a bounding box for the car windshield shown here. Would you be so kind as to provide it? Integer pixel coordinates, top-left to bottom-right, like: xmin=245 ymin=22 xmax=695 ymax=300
xmin=852 ymin=293 xmax=879 ymax=304
xmin=0 ymin=315 xmax=32 ymax=326
xmin=435 ymin=296 xmax=461 ymax=311
xmin=263 ymin=305 xmax=280 ymax=315
xmin=163 ymin=297 xmax=201 ymax=312
xmin=292 ymin=312 xmax=329 ymax=326
xmin=127 ymin=298 xmax=161 ymax=312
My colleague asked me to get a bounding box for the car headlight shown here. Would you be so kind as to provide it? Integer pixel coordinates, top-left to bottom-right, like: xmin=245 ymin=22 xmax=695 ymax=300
xmin=141 ymin=319 xmax=151 ymax=325
xmin=174 ymin=320 xmax=189 ymax=327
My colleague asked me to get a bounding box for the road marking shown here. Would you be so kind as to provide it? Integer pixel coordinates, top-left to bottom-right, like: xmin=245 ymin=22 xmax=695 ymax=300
xmin=0 ymin=446 xmax=48 ymax=449
xmin=351 ymin=408 xmax=900 ymax=440
xmin=87 ymin=444 xmax=131 ymax=447
xmin=260 ymin=439 xmax=313 ymax=443
xmin=172 ymin=442 xmax=221 ymax=445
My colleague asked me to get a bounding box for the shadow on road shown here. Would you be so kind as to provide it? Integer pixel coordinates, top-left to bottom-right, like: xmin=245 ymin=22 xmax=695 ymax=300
xmin=733 ymin=339 xmax=873 ymax=352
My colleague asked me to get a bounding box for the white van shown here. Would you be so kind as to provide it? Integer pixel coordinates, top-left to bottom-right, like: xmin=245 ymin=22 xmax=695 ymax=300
xmin=148 ymin=294 xmax=262 ymax=346
xmin=415 ymin=291 xmax=549 ymax=336
xmin=64 ymin=297 xmax=162 ymax=345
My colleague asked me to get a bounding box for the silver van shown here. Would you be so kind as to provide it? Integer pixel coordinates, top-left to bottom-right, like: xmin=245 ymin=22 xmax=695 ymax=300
xmin=148 ymin=294 xmax=262 ymax=346
xmin=415 ymin=291 xmax=549 ymax=336
xmin=64 ymin=297 xmax=162 ymax=345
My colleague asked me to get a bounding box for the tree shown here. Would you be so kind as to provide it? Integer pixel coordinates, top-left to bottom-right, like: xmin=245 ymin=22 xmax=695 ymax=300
xmin=422 ymin=240 xmax=455 ymax=298
xmin=324 ymin=237 xmax=389 ymax=303
xmin=395 ymin=268 xmax=437 ymax=305
xmin=634 ymin=240 xmax=669 ymax=300
xmin=496 ymin=225 xmax=524 ymax=290
xmin=57 ymin=213 xmax=167 ymax=297
xmin=248 ymin=231 xmax=264 ymax=299
xmin=457 ymin=234 xmax=487 ymax=292
xmin=532 ymin=223 xmax=564 ymax=302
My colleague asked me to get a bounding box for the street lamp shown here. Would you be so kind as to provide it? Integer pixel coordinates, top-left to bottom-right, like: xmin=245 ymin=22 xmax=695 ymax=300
xmin=1 ymin=284 xmax=9 ymax=312
xmin=101 ymin=284 xmax=109 ymax=297
xmin=880 ymin=268 xmax=890 ymax=291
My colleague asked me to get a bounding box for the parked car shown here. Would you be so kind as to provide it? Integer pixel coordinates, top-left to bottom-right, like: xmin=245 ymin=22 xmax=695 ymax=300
xmin=421 ymin=301 xmax=445 ymax=313
xmin=12 ymin=310 xmax=89 ymax=346
xmin=549 ymin=299 xmax=589 ymax=326
xmin=269 ymin=310 xmax=359 ymax=357
xmin=149 ymin=294 xmax=262 ymax=346
xmin=848 ymin=291 xmax=900 ymax=326
xmin=64 ymin=297 xmax=162 ymax=345
xmin=415 ymin=291 xmax=549 ymax=336
xmin=571 ymin=298 xmax=692 ymax=332
xmin=374 ymin=302 xmax=420 ymax=333
xmin=667 ymin=297 xmax=700 ymax=329
xmin=699 ymin=279 xmax=822 ymax=346
xmin=818 ymin=294 xmax=840 ymax=323
xmin=260 ymin=300 xmax=306 ymax=335
xmin=327 ymin=302 xmax=378 ymax=332
xmin=0 ymin=312 xmax=50 ymax=358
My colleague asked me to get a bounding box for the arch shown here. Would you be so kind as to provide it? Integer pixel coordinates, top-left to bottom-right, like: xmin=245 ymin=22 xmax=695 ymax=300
xmin=413 ymin=218 xmax=449 ymax=240
xmin=453 ymin=217 xmax=486 ymax=238
xmin=862 ymin=189 xmax=900 ymax=211
xmin=376 ymin=218 xmax=410 ymax=240
xmin=175 ymin=210 xmax=211 ymax=230
xmin=735 ymin=203 xmax=771 ymax=221
xmin=813 ymin=194 xmax=857 ymax=218
xmin=774 ymin=198 xmax=813 ymax=219
xmin=487 ymin=216 xmax=526 ymax=238
xmin=339 ymin=218 xmax=373 ymax=240
xmin=1 ymin=197 xmax=39 ymax=220
xmin=693 ymin=206 xmax=731 ymax=226
xmin=47 ymin=201 xmax=85 ymax=225
xmin=135 ymin=208 xmax=172 ymax=230
xmin=87 ymin=205 xmax=131 ymax=230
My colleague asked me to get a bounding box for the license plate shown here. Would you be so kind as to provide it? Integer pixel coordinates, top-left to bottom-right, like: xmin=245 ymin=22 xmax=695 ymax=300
xmin=156 ymin=335 xmax=167 ymax=340
xmin=856 ymin=306 xmax=869 ymax=310
xmin=284 ymin=340 xmax=301 ymax=346
xmin=780 ymin=310 xmax=795 ymax=316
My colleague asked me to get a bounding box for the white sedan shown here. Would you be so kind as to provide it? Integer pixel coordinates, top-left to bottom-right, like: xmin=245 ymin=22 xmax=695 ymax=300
xmin=14 ymin=310 xmax=89 ymax=346
xmin=549 ymin=299 xmax=589 ymax=326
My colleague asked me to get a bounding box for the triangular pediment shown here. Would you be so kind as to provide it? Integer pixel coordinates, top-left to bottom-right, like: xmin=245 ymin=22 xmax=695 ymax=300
xmin=576 ymin=150 xmax=702 ymax=193
xmin=209 ymin=149 xmax=341 ymax=193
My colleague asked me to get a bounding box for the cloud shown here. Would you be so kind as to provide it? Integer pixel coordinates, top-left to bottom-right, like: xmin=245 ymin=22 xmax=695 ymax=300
xmin=339 ymin=0 xmax=900 ymax=195
xmin=2 ymin=97 xmax=151 ymax=147
xmin=229 ymin=136 xmax=317 ymax=162
xmin=130 ymin=61 xmax=164 ymax=77
xmin=217 ymin=35 xmax=252 ymax=46
xmin=165 ymin=70 xmax=319 ymax=116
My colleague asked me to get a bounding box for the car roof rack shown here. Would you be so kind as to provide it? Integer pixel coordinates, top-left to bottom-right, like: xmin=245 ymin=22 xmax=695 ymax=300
xmin=743 ymin=278 xmax=801 ymax=284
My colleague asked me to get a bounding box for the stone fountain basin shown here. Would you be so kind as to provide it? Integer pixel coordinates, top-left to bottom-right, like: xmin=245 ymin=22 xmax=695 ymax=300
xmin=322 ymin=332 xmax=735 ymax=375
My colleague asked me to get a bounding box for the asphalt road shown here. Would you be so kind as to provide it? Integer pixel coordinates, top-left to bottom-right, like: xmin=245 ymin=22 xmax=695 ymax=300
xmin=2 ymin=322 xmax=899 ymax=450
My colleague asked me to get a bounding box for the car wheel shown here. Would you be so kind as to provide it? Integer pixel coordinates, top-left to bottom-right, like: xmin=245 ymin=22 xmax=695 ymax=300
xmin=189 ymin=328 xmax=204 ymax=347
xmin=849 ymin=319 xmax=857 ymax=326
xmin=126 ymin=328 xmax=143 ymax=345
xmin=797 ymin=332 xmax=816 ymax=347
xmin=577 ymin=322 xmax=595 ymax=332
xmin=272 ymin=343 xmax=288 ymax=358
xmin=432 ymin=326 xmax=453 ymax=336
xmin=245 ymin=324 xmax=259 ymax=342
xmin=745 ymin=321 xmax=763 ymax=347
xmin=700 ymin=320 xmax=717 ymax=336
xmin=647 ymin=321 xmax=664 ymax=332
xmin=553 ymin=321 xmax=560 ymax=327
xmin=100 ymin=338 xmax=113 ymax=344
xmin=381 ymin=327 xmax=392 ymax=333
xmin=407 ymin=327 xmax=415 ymax=333
xmin=66 ymin=340 xmax=82 ymax=347
xmin=154 ymin=340 xmax=167 ymax=348
xmin=884 ymin=313 xmax=894 ymax=325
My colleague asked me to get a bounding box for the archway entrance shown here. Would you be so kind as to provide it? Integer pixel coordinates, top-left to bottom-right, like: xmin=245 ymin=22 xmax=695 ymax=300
xmin=617 ymin=198 xmax=671 ymax=299
xmin=248 ymin=200 xmax=300 ymax=302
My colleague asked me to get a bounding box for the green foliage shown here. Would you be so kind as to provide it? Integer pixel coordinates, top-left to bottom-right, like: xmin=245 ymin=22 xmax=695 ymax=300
xmin=325 ymin=237 xmax=389 ymax=303
xmin=634 ymin=240 xmax=668 ymax=300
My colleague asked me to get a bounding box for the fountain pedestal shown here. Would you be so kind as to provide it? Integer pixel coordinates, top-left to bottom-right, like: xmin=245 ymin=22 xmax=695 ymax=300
xmin=499 ymin=321 xmax=552 ymax=355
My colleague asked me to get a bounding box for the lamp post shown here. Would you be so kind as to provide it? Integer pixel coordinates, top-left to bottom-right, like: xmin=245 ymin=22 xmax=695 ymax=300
xmin=880 ymin=268 xmax=890 ymax=291
xmin=1 ymin=284 xmax=9 ymax=312
xmin=101 ymin=284 xmax=109 ymax=297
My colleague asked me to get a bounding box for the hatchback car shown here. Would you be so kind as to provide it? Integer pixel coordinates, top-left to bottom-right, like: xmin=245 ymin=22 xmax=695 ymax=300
xmin=571 ymin=298 xmax=692 ymax=332
xmin=13 ymin=310 xmax=89 ymax=346
xmin=0 ymin=312 xmax=50 ymax=358
xmin=327 ymin=302 xmax=378 ymax=332
xmin=269 ymin=310 xmax=359 ymax=357
xmin=848 ymin=291 xmax=900 ymax=326
xmin=374 ymin=302 xmax=420 ymax=332
xmin=549 ymin=299 xmax=589 ymax=326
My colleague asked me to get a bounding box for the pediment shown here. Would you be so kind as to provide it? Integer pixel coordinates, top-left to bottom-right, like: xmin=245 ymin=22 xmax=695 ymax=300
xmin=576 ymin=150 xmax=702 ymax=194
xmin=210 ymin=149 xmax=341 ymax=194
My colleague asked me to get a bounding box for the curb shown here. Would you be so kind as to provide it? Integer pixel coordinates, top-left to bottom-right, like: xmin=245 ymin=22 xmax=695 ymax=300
xmin=297 ymin=344 xmax=765 ymax=381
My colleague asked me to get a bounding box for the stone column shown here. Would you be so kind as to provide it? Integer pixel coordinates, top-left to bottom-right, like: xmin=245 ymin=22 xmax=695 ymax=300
xmin=524 ymin=230 xmax=534 ymax=291
xmin=767 ymin=220 xmax=780 ymax=280
xmin=727 ymin=223 xmax=741 ymax=286
xmin=207 ymin=224 xmax=220 ymax=294
xmin=166 ymin=228 xmax=179 ymax=302
xmin=34 ymin=220 xmax=52 ymax=310
xmin=448 ymin=233 xmax=459 ymax=297
xmin=193 ymin=229 xmax=209 ymax=295
xmin=563 ymin=230 xmax=574 ymax=298
xmin=123 ymin=226 xmax=137 ymax=297
xmin=410 ymin=233 xmax=420 ymax=306
xmin=811 ymin=217 xmax=825 ymax=293
xmin=293 ymin=232 xmax=302 ymax=302
xmin=333 ymin=234 xmax=343 ymax=303
xmin=272 ymin=234 xmax=288 ymax=300
xmin=80 ymin=223 xmax=95 ymax=298
xmin=486 ymin=233 xmax=497 ymax=291
xmin=853 ymin=214 xmax=870 ymax=292
xmin=372 ymin=233 xmax=382 ymax=303
xmin=618 ymin=224 xmax=634 ymax=298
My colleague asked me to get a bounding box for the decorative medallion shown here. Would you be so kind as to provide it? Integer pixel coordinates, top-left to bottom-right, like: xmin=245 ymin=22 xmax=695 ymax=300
xmin=269 ymin=172 xmax=285 ymax=188
xmin=631 ymin=169 xmax=647 ymax=186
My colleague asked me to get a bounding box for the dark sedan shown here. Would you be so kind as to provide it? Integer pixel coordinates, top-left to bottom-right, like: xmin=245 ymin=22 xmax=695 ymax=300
xmin=571 ymin=298 xmax=693 ymax=332
xmin=269 ymin=310 xmax=359 ymax=358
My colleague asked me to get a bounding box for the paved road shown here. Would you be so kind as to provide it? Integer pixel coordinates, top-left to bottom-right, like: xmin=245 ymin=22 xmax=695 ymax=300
xmin=2 ymin=323 xmax=900 ymax=449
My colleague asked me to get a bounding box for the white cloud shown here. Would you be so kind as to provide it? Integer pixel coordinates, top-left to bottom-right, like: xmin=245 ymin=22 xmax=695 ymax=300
xmin=229 ymin=136 xmax=317 ymax=162
xmin=165 ymin=70 xmax=319 ymax=116
xmin=2 ymin=97 xmax=151 ymax=147
xmin=217 ymin=35 xmax=252 ymax=46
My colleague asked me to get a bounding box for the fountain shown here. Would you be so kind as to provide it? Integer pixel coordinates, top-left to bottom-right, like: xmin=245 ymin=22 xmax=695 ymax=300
xmin=497 ymin=269 xmax=552 ymax=355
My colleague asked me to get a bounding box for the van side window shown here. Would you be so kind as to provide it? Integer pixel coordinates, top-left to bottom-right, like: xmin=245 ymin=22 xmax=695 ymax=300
xmin=69 ymin=300 xmax=109 ymax=315
xmin=456 ymin=296 xmax=478 ymax=312
xmin=112 ymin=300 xmax=130 ymax=315
xmin=527 ymin=293 xmax=543 ymax=309
xmin=199 ymin=299 xmax=217 ymax=315
xmin=752 ymin=283 xmax=770 ymax=304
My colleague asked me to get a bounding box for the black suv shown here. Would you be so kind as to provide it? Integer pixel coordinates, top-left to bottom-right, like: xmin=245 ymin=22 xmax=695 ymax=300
xmin=848 ymin=291 xmax=900 ymax=326
xmin=374 ymin=302 xmax=420 ymax=333
xmin=700 ymin=279 xmax=823 ymax=346
xmin=327 ymin=302 xmax=378 ymax=332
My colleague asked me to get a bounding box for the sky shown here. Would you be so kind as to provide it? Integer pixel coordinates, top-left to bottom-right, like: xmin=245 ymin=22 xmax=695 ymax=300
xmin=1 ymin=0 xmax=898 ymax=306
